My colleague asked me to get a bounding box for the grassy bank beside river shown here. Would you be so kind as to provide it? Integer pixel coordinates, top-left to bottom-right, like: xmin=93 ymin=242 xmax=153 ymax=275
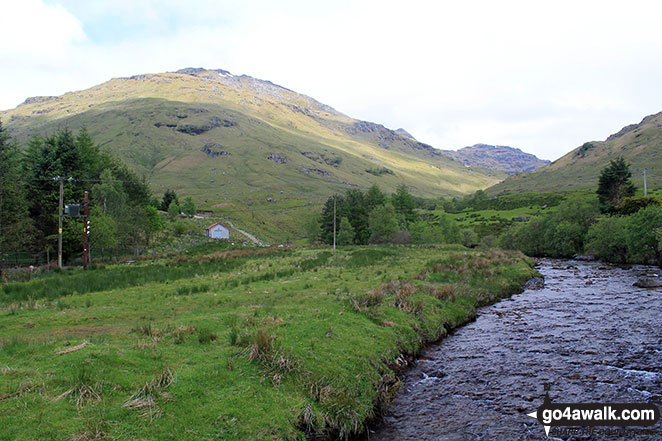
xmin=0 ymin=245 xmax=537 ymax=440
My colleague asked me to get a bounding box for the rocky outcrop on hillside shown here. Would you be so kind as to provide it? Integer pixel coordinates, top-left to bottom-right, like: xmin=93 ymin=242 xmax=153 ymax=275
xmin=444 ymin=144 xmax=549 ymax=174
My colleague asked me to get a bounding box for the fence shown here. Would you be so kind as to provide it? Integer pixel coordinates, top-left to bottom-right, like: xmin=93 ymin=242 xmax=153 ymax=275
xmin=0 ymin=251 xmax=50 ymax=268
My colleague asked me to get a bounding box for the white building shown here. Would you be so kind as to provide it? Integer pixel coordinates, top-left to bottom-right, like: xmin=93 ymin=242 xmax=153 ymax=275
xmin=206 ymin=222 xmax=230 ymax=239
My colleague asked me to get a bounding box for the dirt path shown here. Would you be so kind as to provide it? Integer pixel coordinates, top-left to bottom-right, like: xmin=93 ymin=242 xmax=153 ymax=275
xmin=225 ymin=221 xmax=269 ymax=247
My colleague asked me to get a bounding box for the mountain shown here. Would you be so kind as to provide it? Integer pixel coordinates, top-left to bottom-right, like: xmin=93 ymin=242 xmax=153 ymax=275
xmin=0 ymin=68 xmax=504 ymax=241
xmin=489 ymin=112 xmax=662 ymax=194
xmin=444 ymin=144 xmax=550 ymax=174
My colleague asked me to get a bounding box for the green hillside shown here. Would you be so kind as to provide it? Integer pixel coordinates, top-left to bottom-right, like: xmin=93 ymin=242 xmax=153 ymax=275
xmin=0 ymin=68 xmax=504 ymax=242
xmin=489 ymin=112 xmax=662 ymax=194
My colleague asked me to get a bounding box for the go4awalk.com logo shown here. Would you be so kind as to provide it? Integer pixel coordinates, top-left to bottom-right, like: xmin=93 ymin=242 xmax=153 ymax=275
xmin=527 ymin=393 xmax=660 ymax=437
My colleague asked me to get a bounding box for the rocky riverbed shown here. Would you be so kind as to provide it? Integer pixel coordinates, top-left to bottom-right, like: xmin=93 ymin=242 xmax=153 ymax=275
xmin=369 ymin=260 xmax=662 ymax=440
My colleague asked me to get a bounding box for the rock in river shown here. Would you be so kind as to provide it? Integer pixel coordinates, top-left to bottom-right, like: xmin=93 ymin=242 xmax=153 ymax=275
xmin=633 ymin=277 xmax=662 ymax=288
xmin=523 ymin=277 xmax=544 ymax=290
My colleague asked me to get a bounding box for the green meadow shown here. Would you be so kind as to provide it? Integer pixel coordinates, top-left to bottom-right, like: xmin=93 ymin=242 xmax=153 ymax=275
xmin=0 ymin=245 xmax=536 ymax=440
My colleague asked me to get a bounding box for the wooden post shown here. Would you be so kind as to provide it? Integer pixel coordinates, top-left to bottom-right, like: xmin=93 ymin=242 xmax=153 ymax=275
xmin=333 ymin=196 xmax=336 ymax=254
xmin=83 ymin=191 xmax=89 ymax=269
xmin=644 ymin=169 xmax=648 ymax=197
xmin=58 ymin=177 xmax=63 ymax=269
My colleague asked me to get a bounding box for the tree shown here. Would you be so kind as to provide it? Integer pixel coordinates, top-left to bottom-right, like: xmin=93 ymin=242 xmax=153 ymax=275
xmin=337 ymin=217 xmax=355 ymax=245
xmin=144 ymin=205 xmax=165 ymax=243
xmin=597 ymin=157 xmax=636 ymax=213
xmin=168 ymin=201 xmax=180 ymax=219
xmin=303 ymin=213 xmax=321 ymax=244
xmin=92 ymin=169 xmax=127 ymax=217
xmin=410 ymin=220 xmax=436 ymax=244
xmin=365 ymin=184 xmax=386 ymax=209
xmin=320 ymin=194 xmax=345 ymax=245
xmin=343 ymin=189 xmax=369 ymax=244
xmin=391 ymin=184 xmax=417 ymax=227
xmin=24 ymin=128 xmax=94 ymax=257
xmin=368 ymin=203 xmax=399 ymax=243
xmin=88 ymin=207 xmax=118 ymax=257
xmin=160 ymin=189 xmax=179 ymax=212
xmin=181 ymin=196 xmax=196 ymax=217
xmin=0 ymin=119 xmax=34 ymax=250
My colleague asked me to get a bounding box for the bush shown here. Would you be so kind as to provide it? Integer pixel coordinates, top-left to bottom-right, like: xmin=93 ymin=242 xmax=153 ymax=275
xmin=498 ymin=198 xmax=599 ymax=257
xmin=626 ymin=205 xmax=662 ymax=264
xmin=586 ymin=216 xmax=629 ymax=263
xmin=391 ymin=230 xmax=411 ymax=244
xmin=461 ymin=229 xmax=479 ymax=248
xmin=615 ymin=196 xmax=661 ymax=215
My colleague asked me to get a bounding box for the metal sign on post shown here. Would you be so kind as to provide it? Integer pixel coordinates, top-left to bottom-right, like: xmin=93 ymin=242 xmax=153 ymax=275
xmin=65 ymin=204 xmax=81 ymax=217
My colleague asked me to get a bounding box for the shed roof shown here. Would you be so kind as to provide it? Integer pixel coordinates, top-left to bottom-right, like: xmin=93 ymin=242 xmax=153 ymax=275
xmin=206 ymin=221 xmax=230 ymax=230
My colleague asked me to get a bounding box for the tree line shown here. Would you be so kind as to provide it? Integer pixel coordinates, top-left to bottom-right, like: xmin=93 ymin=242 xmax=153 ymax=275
xmin=309 ymin=184 xmax=477 ymax=246
xmin=0 ymin=121 xmax=163 ymax=262
xmin=499 ymin=157 xmax=662 ymax=265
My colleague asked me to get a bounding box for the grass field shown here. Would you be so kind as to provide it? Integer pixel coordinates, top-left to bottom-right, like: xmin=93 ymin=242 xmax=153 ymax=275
xmin=0 ymin=244 xmax=537 ymax=440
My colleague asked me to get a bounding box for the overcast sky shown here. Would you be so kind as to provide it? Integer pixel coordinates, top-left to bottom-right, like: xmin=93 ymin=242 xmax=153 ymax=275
xmin=2 ymin=0 xmax=662 ymax=160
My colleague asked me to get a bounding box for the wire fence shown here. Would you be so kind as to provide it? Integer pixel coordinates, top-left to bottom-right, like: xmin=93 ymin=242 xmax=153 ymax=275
xmin=0 ymin=251 xmax=49 ymax=268
xmin=0 ymin=248 xmax=144 ymax=268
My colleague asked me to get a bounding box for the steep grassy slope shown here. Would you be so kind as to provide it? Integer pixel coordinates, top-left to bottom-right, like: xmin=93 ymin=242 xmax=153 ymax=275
xmin=0 ymin=69 xmax=503 ymax=241
xmin=446 ymin=144 xmax=550 ymax=174
xmin=489 ymin=112 xmax=662 ymax=194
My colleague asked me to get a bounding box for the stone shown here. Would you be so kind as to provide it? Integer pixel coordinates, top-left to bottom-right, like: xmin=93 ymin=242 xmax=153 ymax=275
xmin=633 ymin=278 xmax=662 ymax=288
xmin=523 ymin=277 xmax=544 ymax=290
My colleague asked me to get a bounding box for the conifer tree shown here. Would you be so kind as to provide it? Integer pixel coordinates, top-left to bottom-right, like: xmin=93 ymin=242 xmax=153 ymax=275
xmin=597 ymin=157 xmax=636 ymax=213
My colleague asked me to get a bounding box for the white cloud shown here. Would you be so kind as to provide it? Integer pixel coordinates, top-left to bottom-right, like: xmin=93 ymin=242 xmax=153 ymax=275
xmin=0 ymin=0 xmax=85 ymax=57
xmin=2 ymin=0 xmax=662 ymax=161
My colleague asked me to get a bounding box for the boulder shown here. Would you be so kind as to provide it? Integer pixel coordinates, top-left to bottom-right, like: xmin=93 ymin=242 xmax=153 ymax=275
xmin=633 ymin=278 xmax=662 ymax=288
xmin=523 ymin=277 xmax=545 ymax=290
xmin=573 ymin=254 xmax=597 ymax=261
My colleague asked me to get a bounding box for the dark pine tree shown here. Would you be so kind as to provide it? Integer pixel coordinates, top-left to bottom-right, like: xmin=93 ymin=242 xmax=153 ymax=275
xmin=160 ymin=189 xmax=179 ymax=211
xmin=391 ymin=184 xmax=418 ymax=227
xmin=320 ymin=194 xmax=345 ymax=245
xmin=597 ymin=157 xmax=636 ymax=213
xmin=343 ymin=189 xmax=370 ymax=244
xmin=0 ymin=120 xmax=34 ymax=250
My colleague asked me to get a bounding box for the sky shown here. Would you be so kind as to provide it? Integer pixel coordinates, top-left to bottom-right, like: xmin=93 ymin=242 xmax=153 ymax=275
xmin=2 ymin=0 xmax=662 ymax=161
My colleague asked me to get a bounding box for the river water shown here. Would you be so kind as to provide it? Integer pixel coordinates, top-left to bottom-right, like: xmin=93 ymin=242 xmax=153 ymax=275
xmin=370 ymin=259 xmax=662 ymax=440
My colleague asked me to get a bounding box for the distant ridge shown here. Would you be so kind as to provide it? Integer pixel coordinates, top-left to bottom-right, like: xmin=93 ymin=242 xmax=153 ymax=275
xmin=444 ymin=144 xmax=550 ymax=174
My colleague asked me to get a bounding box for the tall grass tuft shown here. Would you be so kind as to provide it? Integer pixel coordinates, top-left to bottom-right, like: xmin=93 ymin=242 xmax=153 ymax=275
xmin=123 ymin=366 xmax=175 ymax=420
xmin=197 ymin=327 xmax=217 ymax=344
xmin=55 ymin=366 xmax=102 ymax=407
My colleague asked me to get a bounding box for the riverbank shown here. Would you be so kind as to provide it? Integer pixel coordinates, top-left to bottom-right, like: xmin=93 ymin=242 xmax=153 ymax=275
xmin=370 ymin=259 xmax=662 ymax=440
xmin=0 ymin=245 xmax=537 ymax=440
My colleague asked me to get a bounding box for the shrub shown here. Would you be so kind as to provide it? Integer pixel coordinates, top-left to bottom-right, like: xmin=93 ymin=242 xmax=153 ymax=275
xmin=615 ymin=196 xmax=661 ymax=215
xmin=391 ymin=230 xmax=411 ymax=245
xmin=586 ymin=216 xmax=629 ymax=263
xmin=626 ymin=205 xmax=662 ymax=264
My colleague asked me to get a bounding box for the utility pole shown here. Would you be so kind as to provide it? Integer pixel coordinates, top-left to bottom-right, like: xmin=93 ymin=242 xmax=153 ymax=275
xmin=83 ymin=191 xmax=89 ymax=269
xmin=643 ymin=169 xmax=649 ymax=197
xmin=333 ymin=196 xmax=336 ymax=254
xmin=58 ymin=177 xmax=63 ymax=269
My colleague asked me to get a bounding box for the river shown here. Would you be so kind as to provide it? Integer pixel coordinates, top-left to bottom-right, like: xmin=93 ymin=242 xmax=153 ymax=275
xmin=369 ymin=259 xmax=662 ymax=440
